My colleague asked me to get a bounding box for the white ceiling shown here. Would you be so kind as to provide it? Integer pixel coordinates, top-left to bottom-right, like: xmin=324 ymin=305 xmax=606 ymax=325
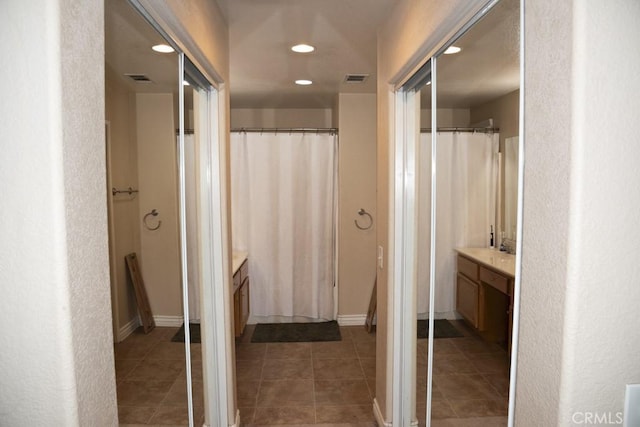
xmin=217 ymin=0 xmax=395 ymax=109
xmin=105 ymin=0 xmax=179 ymax=93
xmin=105 ymin=0 xmax=520 ymax=111
xmin=431 ymin=0 xmax=520 ymax=108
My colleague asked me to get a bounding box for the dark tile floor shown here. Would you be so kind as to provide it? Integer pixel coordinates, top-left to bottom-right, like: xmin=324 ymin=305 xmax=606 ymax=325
xmin=114 ymin=321 xmax=509 ymax=426
xmin=236 ymin=325 xmax=377 ymax=426
xmin=416 ymin=321 xmax=509 ymax=426
xmin=114 ymin=326 xmax=204 ymax=426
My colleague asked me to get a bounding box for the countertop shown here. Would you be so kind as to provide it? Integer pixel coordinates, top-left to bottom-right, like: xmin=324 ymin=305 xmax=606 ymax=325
xmin=455 ymin=247 xmax=515 ymax=277
xmin=232 ymin=250 xmax=248 ymax=276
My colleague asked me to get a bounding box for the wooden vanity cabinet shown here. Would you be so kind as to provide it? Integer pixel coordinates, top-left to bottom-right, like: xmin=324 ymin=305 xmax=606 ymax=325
xmin=456 ymin=274 xmax=479 ymax=328
xmin=456 ymin=255 xmax=481 ymax=328
xmin=456 ymin=251 xmax=514 ymax=352
xmin=233 ymin=259 xmax=250 ymax=337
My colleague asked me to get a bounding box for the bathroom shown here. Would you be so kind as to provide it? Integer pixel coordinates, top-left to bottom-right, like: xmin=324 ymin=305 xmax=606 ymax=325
xmin=5 ymin=0 xmax=640 ymax=426
xmin=105 ymin=0 xmax=520 ymax=424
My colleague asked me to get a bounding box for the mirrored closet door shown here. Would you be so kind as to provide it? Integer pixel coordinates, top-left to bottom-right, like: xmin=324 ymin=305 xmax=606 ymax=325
xmin=406 ymin=0 xmax=521 ymax=424
xmin=106 ymin=2 xmax=221 ymax=425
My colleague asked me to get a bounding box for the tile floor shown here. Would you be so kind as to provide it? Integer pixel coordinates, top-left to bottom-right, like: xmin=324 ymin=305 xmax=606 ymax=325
xmin=114 ymin=326 xmax=205 ymax=426
xmin=236 ymin=325 xmax=378 ymax=426
xmin=114 ymin=321 xmax=509 ymax=426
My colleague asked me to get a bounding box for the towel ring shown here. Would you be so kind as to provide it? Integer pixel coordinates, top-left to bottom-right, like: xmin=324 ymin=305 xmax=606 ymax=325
xmin=143 ymin=209 xmax=161 ymax=231
xmin=354 ymin=208 xmax=373 ymax=230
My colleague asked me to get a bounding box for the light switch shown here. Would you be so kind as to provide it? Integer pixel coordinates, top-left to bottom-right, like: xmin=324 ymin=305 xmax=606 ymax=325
xmin=624 ymin=384 xmax=640 ymax=427
xmin=377 ymin=245 xmax=384 ymax=269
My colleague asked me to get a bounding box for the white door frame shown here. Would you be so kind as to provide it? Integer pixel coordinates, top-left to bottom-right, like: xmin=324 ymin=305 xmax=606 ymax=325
xmin=389 ymin=86 xmax=420 ymax=426
xmin=194 ymin=81 xmax=234 ymax=427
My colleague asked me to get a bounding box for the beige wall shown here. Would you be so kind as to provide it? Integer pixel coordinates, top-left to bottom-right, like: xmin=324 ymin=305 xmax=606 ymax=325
xmin=135 ymin=93 xmax=182 ymax=317
xmin=337 ymin=94 xmax=378 ymax=318
xmin=470 ymin=89 xmax=520 ymax=149
xmin=419 ymin=108 xmax=470 ymax=127
xmin=0 ymin=0 xmax=118 ymax=424
xmin=105 ymin=66 xmax=141 ymax=339
xmin=231 ymin=108 xmax=333 ymax=128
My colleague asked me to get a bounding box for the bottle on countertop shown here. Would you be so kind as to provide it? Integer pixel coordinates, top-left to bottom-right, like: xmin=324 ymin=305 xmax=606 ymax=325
xmin=489 ymin=225 xmax=494 ymax=248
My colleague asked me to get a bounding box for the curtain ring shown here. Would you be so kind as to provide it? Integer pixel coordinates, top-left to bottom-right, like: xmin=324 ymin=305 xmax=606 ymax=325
xmin=354 ymin=208 xmax=373 ymax=230
xmin=143 ymin=209 xmax=161 ymax=231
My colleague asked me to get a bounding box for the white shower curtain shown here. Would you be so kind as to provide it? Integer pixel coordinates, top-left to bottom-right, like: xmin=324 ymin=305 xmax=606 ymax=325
xmin=231 ymin=131 xmax=337 ymax=322
xmin=417 ymin=132 xmax=499 ymax=316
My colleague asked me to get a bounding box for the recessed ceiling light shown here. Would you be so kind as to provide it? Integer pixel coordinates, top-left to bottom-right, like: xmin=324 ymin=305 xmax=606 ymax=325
xmin=291 ymin=44 xmax=315 ymax=53
xmin=295 ymin=79 xmax=313 ymax=86
xmin=152 ymin=44 xmax=174 ymax=53
xmin=444 ymin=45 xmax=462 ymax=55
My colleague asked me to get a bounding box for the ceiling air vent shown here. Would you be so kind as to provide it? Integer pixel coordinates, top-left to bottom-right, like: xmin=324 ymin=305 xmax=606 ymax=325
xmin=344 ymin=74 xmax=369 ymax=84
xmin=125 ymin=73 xmax=153 ymax=83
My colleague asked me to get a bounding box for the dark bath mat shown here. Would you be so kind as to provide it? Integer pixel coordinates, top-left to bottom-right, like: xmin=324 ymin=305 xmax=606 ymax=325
xmin=251 ymin=320 xmax=342 ymax=343
xmin=171 ymin=322 xmax=201 ymax=343
xmin=417 ymin=319 xmax=464 ymax=339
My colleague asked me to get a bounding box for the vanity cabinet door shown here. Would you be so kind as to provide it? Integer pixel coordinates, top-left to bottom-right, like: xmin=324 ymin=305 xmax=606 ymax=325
xmin=234 ymin=277 xmax=242 ymax=337
xmin=240 ymin=277 xmax=250 ymax=333
xmin=456 ymin=272 xmax=479 ymax=328
xmin=234 ymin=259 xmax=250 ymax=337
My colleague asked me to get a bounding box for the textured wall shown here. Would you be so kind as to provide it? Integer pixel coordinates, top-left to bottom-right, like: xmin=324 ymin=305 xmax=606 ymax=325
xmin=516 ymin=0 xmax=640 ymax=425
xmin=0 ymin=0 xmax=117 ymax=425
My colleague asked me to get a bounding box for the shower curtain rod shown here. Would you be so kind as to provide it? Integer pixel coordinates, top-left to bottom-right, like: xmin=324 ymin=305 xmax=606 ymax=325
xmin=231 ymin=127 xmax=338 ymax=134
xmin=421 ymin=127 xmax=499 ymax=133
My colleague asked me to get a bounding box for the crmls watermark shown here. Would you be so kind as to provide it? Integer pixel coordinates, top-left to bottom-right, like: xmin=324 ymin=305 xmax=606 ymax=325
xmin=571 ymin=411 xmax=623 ymax=425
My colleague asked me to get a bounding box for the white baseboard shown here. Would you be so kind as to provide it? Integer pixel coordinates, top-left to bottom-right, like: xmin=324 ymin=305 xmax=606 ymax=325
xmin=337 ymin=314 xmax=367 ymax=326
xmin=115 ymin=315 xmax=184 ymax=342
xmin=373 ymin=398 xmax=391 ymax=427
xmin=153 ymin=315 xmax=184 ymax=327
xmin=117 ymin=317 xmax=140 ymax=342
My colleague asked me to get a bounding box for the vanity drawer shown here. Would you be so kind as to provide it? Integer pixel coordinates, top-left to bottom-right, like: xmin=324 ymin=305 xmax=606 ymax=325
xmin=480 ymin=267 xmax=509 ymax=295
xmin=457 ymin=255 xmax=479 ymax=281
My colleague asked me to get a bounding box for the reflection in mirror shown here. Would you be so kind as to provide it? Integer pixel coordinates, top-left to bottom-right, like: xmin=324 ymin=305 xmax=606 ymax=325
xmin=105 ymin=0 xmax=200 ymax=424
xmin=414 ymin=0 xmax=520 ymax=425
xmin=182 ymin=56 xmax=210 ymax=424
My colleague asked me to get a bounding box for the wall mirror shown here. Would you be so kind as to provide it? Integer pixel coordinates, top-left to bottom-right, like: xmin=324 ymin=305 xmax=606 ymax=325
xmin=409 ymin=0 xmax=520 ymax=425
